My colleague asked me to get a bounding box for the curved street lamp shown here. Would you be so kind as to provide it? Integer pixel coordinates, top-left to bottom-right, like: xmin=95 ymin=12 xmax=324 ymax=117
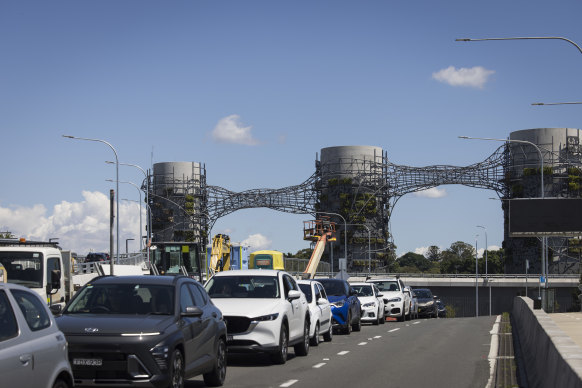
xmin=63 ymin=135 xmax=119 ymax=269
xmin=315 ymin=211 xmax=347 ymax=276
xmin=455 ymin=36 xmax=582 ymax=54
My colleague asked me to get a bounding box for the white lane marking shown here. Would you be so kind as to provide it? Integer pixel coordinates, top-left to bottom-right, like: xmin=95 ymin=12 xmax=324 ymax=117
xmin=280 ymin=380 xmax=298 ymax=387
xmin=313 ymin=363 xmax=326 ymax=368
xmin=388 ymin=328 xmax=400 ymax=333
xmin=323 ymin=358 xmax=330 ymax=361
xmin=358 ymin=342 xmax=367 ymax=346
xmin=367 ymin=338 xmax=373 ymax=340
xmin=337 ymin=350 xmax=350 ymax=355
xmin=485 ymin=315 xmax=502 ymax=388
xmin=374 ymin=335 xmax=382 ymax=339
xmin=413 ymin=321 xmax=421 ymax=325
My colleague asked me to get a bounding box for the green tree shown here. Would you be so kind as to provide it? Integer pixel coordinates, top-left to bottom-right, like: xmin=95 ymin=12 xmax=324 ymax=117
xmin=398 ymin=252 xmax=432 ymax=272
xmin=440 ymin=241 xmax=476 ymax=274
xmin=425 ymin=245 xmax=441 ymax=262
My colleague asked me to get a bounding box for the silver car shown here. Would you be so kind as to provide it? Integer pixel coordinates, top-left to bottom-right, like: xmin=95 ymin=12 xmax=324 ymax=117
xmin=0 ymin=282 xmax=73 ymax=388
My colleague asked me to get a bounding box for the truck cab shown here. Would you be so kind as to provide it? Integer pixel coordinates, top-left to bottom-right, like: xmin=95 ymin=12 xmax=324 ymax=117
xmin=0 ymin=239 xmax=72 ymax=307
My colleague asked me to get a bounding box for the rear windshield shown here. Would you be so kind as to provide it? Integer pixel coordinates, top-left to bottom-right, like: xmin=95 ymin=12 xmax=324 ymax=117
xmin=371 ymin=281 xmax=399 ymax=292
xmin=205 ymin=275 xmax=280 ymax=299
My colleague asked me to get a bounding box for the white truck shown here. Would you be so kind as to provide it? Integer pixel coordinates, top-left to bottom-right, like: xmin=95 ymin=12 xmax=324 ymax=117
xmin=0 ymin=238 xmax=93 ymax=309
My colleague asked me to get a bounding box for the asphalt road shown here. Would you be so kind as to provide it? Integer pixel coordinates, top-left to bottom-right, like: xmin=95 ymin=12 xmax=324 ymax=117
xmin=185 ymin=315 xmax=497 ymax=388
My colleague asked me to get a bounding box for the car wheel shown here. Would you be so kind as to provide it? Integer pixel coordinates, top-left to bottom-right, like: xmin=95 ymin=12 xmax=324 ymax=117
xmin=169 ymin=349 xmax=185 ymax=388
xmin=352 ymin=314 xmax=361 ymax=332
xmin=379 ymin=311 xmax=385 ymax=324
xmin=323 ymin=323 xmax=333 ymax=342
xmin=203 ymin=337 xmax=227 ymax=387
xmin=270 ymin=324 xmax=288 ymax=364
xmin=310 ymin=323 xmax=320 ymax=346
xmin=397 ymin=313 xmax=405 ymax=322
xmin=344 ymin=312 xmax=352 ymax=334
xmin=373 ymin=310 xmax=380 ymax=325
xmin=52 ymin=378 xmax=71 ymax=388
xmin=294 ymin=319 xmax=310 ymax=356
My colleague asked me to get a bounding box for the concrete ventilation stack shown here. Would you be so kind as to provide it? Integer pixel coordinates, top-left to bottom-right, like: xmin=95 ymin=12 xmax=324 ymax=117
xmin=505 ymin=128 xmax=582 ymax=274
xmin=150 ymin=162 xmax=207 ymax=244
xmin=317 ymin=146 xmax=390 ymax=272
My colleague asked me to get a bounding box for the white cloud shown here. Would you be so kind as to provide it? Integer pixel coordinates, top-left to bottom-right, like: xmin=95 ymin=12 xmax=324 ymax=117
xmin=241 ymin=233 xmax=272 ymax=251
xmin=432 ymin=66 xmax=495 ymax=89
xmin=211 ymin=114 xmax=259 ymax=145
xmin=478 ymin=245 xmax=500 ymax=258
xmin=0 ymin=191 xmax=143 ymax=256
xmin=413 ymin=187 xmax=447 ymax=198
xmin=414 ymin=246 xmax=430 ymax=256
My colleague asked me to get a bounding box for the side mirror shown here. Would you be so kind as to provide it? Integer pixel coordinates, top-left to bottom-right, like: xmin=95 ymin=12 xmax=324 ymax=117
xmin=433 ymin=295 xmax=438 ymax=299
xmin=317 ymin=297 xmax=328 ymax=306
xmin=288 ymin=290 xmax=301 ymax=300
xmin=49 ymin=304 xmax=63 ymax=316
xmin=51 ymin=269 xmax=61 ymax=291
xmin=349 ymin=289 xmax=357 ymax=296
xmin=377 ymin=293 xmax=383 ymax=298
xmin=403 ymin=287 xmax=410 ymax=292
xmin=182 ymin=306 xmax=203 ymax=318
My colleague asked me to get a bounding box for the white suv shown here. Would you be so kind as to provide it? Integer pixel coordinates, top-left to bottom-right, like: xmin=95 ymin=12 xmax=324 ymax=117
xmin=0 ymin=283 xmax=74 ymax=388
xmin=205 ymin=269 xmax=310 ymax=364
xmin=366 ymin=277 xmax=411 ymax=322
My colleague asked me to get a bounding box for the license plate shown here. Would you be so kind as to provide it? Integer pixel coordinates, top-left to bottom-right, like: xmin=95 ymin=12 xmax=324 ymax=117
xmin=227 ymin=335 xmax=234 ymax=342
xmin=73 ymin=358 xmax=103 ymax=366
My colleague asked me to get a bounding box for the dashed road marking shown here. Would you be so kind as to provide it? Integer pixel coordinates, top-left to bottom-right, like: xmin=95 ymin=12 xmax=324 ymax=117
xmin=313 ymin=363 xmax=326 ymax=368
xmin=413 ymin=321 xmax=421 ymax=325
xmin=280 ymin=380 xmax=298 ymax=387
xmin=358 ymin=342 xmax=367 ymax=346
xmin=323 ymin=358 xmax=330 ymax=361
xmin=388 ymin=328 xmax=400 ymax=333
xmin=337 ymin=350 xmax=350 ymax=355
xmin=374 ymin=335 xmax=382 ymax=339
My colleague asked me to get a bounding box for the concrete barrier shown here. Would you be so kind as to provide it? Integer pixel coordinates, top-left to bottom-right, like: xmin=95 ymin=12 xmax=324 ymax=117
xmin=512 ymin=296 xmax=582 ymax=388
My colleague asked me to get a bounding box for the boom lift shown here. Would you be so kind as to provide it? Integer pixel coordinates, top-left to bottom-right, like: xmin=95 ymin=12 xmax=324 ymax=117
xmin=208 ymin=234 xmax=232 ymax=276
xmin=302 ymin=218 xmax=336 ymax=279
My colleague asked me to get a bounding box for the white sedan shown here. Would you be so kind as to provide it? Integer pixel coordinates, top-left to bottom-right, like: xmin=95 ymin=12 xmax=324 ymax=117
xmin=297 ymin=280 xmax=333 ymax=346
xmin=350 ymin=282 xmax=385 ymax=325
xmin=205 ymin=269 xmax=311 ymax=364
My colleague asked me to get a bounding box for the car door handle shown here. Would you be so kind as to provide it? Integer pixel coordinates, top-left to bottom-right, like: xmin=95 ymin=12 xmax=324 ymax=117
xmin=19 ymin=354 xmax=32 ymax=366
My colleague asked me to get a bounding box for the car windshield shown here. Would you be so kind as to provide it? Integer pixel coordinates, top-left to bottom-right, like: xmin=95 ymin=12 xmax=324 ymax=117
xmin=352 ymin=285 xmax=373 ymax=297
xmin=64 ymin=283 xmax=174 ymax=315
xmin=0 ymin=252 xmax=43 ymax=288
xmin=206 ymin=275 xmax=280 ymax=298
xmin=414 ymin=289 xmax=432 ymax=299
xmin=372 ymin=281 xmax=399 ymax=292
xmin=298 ymin=284 xmax=312 ymax=303
xmin=318 ymin=280 xmax=347 ymax=296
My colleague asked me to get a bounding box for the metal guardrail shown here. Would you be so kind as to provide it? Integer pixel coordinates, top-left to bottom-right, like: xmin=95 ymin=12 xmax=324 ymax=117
xmin=289 ymin=271 xmax=580 ymax=280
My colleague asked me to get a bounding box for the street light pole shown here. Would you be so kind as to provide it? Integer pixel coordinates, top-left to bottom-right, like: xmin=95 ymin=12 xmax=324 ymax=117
xmin=475 ymin=234 xmax=479 ymax=318
xmin=459 ymin=136 xmax=547 ymax=290
xmin=455 ymin=36 xmax=582 ymax=54
xmin=315 ymin=211 xmax=347 ymax=277
xmin=477 ymin=225 xmax=491 ymax=316
xmin=106 ymin=161 xmax=149 ymax=253
xmin=347 ymin=223 xmax=371 ymax=275
xmin=107 ymin=179 xmax=143 ymax=256
xmin=63 ymin=135 xmax=120 ymax=267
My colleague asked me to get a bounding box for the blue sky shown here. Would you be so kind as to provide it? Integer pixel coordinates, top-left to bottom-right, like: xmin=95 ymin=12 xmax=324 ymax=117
xmin=1 ymin=1 xmax=581 ymax=259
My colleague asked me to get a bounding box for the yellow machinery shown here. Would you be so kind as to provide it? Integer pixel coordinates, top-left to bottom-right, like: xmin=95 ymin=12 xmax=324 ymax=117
xmin=209 ymin=234 xmax=232 ymax=276
xmin=0 ymin=262 xmax=6 ymax=283
xmin=249 ymin=250 xmax=285 ymax=270
xmin=301 ymin=218 xmax=336 ymax=279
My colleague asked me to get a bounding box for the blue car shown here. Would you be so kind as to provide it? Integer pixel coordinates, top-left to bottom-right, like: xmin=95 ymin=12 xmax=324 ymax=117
xmin=318 ymin=279 xmax=361 ymax=334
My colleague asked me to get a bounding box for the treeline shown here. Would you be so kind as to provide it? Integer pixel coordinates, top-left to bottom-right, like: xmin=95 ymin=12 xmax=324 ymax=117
xmin=287 ymin=241 xmax=505 ymax=274
xmin=394 ymin=241 xmax=504 ymax=274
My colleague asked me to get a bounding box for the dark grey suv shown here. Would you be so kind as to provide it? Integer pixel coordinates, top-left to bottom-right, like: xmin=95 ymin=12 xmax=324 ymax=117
xmin=56 ymin=275 xmax=227 ymax=388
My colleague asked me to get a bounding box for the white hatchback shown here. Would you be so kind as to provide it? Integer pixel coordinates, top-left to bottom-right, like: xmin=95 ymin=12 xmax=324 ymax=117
xmin=297 ymin=280 xmax=333 ymax=346
xmin=350 ymin=282 xmax=386 ymax=325
xmin=0 ymin=283 xmax=74 ymax=388
xmin=366 ymin=278 xmax=411 ymax=321
xmin=205 ymin=269 xmax=311 ymax=364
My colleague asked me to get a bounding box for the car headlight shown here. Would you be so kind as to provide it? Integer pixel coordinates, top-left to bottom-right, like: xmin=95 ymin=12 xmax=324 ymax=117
xmin=251 ymin=313 xmax=279 ymax=322
xmin=331 ymin=300 xmax=345 ymax=308
xmin=150 ymin=345 xmax=169 ymax=370
xmin=387 ymin=297 xmax=402 ymax=303
xmin=363 ymin=302 xmax=376 ymax=308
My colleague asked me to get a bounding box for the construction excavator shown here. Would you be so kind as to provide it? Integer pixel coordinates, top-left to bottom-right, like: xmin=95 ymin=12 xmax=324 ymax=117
xmin=301 ymin=218 xmax=336 ymax=279
xmin=208 ymin=234 xmax=232 ymax=276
